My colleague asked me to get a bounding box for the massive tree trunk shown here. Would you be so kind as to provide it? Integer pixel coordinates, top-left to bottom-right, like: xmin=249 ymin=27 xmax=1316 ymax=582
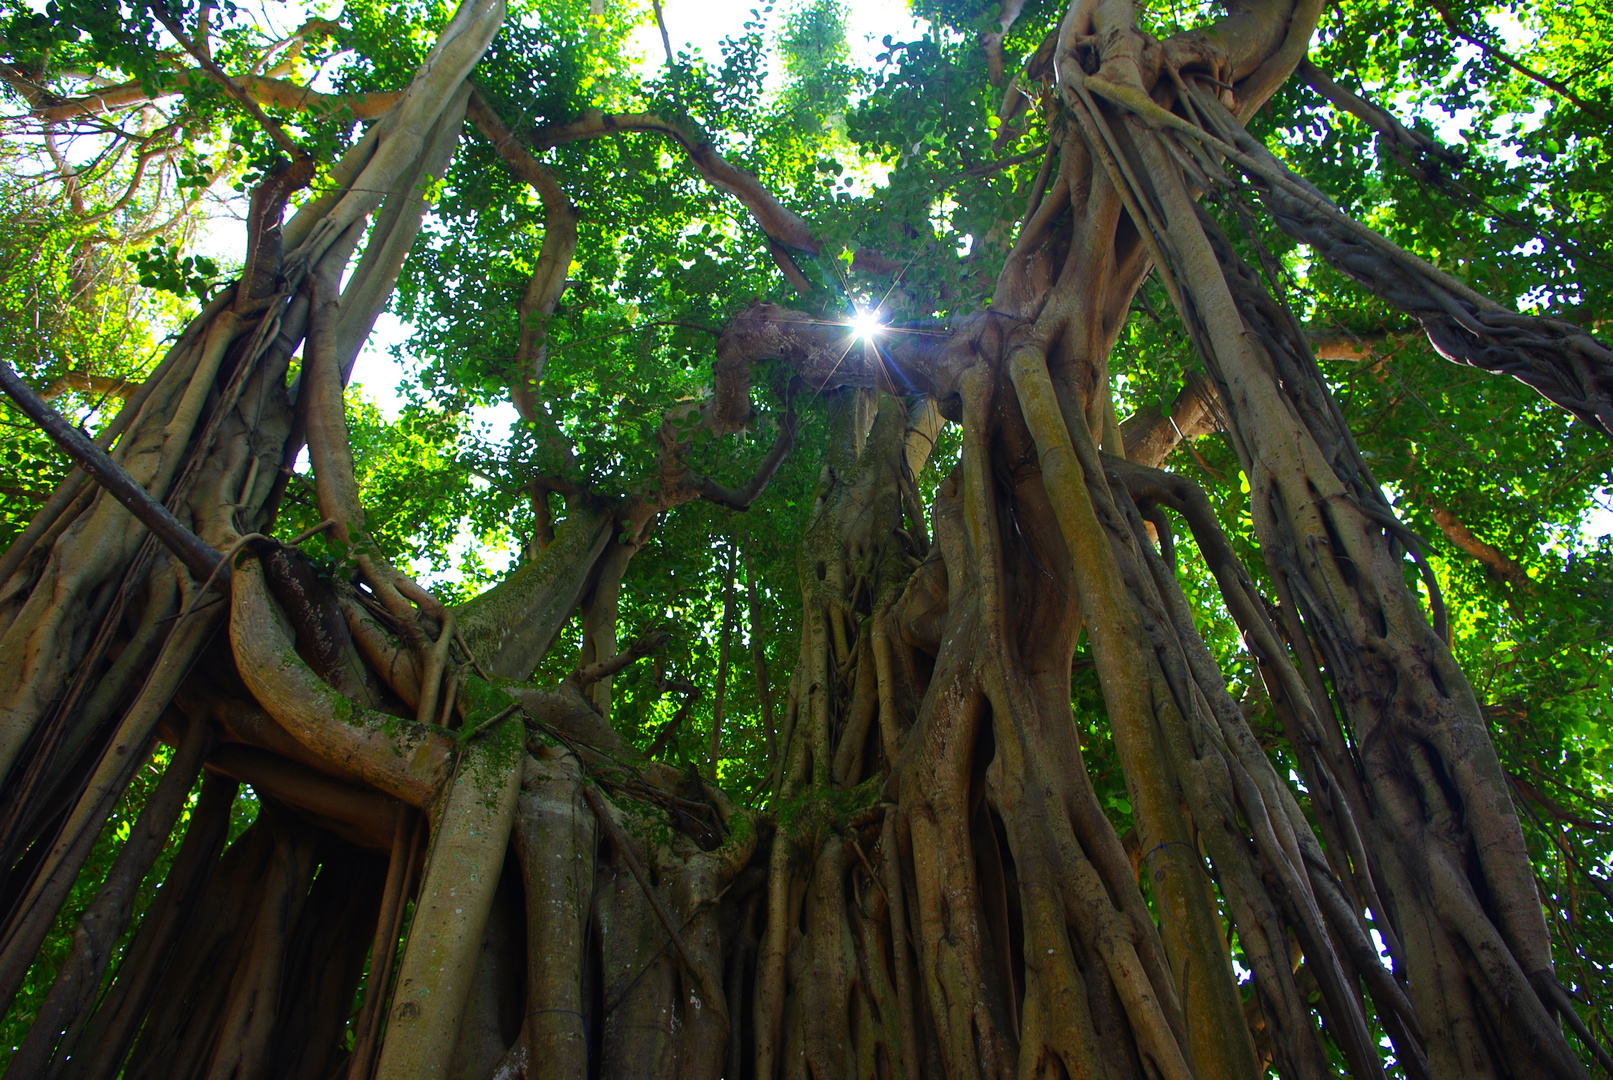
xmin=0 ymin=0 xmax=1603 ymax=1078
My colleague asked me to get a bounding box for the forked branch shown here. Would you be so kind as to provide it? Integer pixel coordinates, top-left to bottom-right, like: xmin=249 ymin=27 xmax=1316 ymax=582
xmin=152 ymin=4 xmax=306 ymax=160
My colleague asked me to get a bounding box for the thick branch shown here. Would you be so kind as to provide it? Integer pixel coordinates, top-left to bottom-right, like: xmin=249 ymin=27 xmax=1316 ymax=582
xmin=1118 ymin=331 xmax=1396 ymax=467
xmin=1428 ymin=505 xmax=1531 ymax=594
xmin=37 ymin=371 xmax=140 ymax=402
xmin=206 ymin=744 xmax=400 ymax=850
xmin=1177 ymin=85 xmax=1613 ymax=441
xmin=1307 ymin=327 xmax=1407 ymax=360
xmin=230 ymin=554 xmax=452 ymax=808
xmin=1120 ymin=372 xmax=1219 ymax=468
xmin=30 ymin=71 xmax=402 ymax=125
xmin=982 ymin=0 xmax=1029 ymax=85
xmin=1300 ymin=60 xmax=1613 ymax=278
xmin=454 ymin=503 xmax=614 ymax=680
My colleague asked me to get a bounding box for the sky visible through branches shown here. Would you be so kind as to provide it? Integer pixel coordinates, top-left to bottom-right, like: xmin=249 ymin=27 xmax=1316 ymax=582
xmin=38 ymin=0 xmax=1612 ymax=579
xmin=334 ymin=0 xmax=928 ymax=583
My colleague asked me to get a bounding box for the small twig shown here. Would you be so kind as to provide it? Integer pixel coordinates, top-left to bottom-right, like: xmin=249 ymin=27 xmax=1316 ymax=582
xmin=650 ymin=0 xmax=676 ymax=70
xmin=460 ymin=702 xmax=520 ymax=744
xmin=569 ymin=630 xmax=668 ymax=688
xmin=288 ymin=517 xmax=336 ymax=546
xmin=580 ymin=782 xmax=729 ymax=1025
xmin=602 ymin=871 xmax=749 ymax=1017
xmin=454 ymin=627 xmax=494 ymax=683
xmin=845 ymin=829 xmax=891 ymax=910
xmin=646 ymin=684 xmax=701 ymax=759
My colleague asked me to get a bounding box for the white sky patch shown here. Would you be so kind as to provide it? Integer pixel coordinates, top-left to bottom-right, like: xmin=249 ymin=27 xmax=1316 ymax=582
xmin=346 ymin=312 xmax=412 ymax=419
xmin=1389 ymin=10 xmax=1545 ymax=155
xmin=1584 ymin=489 xmax=1613 ymax=541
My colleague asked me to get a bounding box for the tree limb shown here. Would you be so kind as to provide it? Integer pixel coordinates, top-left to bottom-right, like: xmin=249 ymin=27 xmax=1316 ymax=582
xmin=570 ymin=630 xmax=666 ymax=688
xmin=1428 ymin=504 xmax=1531 ymax=595
xmin=533 ymin=110 xmax=906 ymax=275
xmin=690 ymin=402 xmax=799 ymax=510
xmin=0 ymin=358 xmax=224 ymax=584
xmin=29 ymin=71 xmax=403 ymax=125
xmin=1177 ymin=84 xmax=1613 ymax=442
xmin=646 ymin=682 xmax=701 ymax=760
xmin=1299 ymin=60 xmax=1461 ymax=170
xmin=1120 ymin=371 xmax=1220 ymax=468
xmin=465 ymin=89 xmax=580 ymax=423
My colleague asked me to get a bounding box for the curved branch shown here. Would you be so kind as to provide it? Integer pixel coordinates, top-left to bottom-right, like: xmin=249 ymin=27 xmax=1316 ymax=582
xmin=466 ymin=89 xmax=580 ymax=421
xmin=690 ymin=402 xmax=799 ymax=510
xmin=229 ymin=553 xmax=452 ymax=809
xmin=533 ymin=110 xmax=906 ymax=275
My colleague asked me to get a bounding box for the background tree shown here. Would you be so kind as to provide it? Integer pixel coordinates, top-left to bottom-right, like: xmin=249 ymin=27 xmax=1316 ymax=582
xmin=0 ymin=0 xmax=1609 ymax=1078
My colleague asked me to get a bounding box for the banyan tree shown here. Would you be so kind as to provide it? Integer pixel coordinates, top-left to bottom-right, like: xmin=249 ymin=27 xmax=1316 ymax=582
xmin=0 ymin=0 xmax=1609 ymax=1076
